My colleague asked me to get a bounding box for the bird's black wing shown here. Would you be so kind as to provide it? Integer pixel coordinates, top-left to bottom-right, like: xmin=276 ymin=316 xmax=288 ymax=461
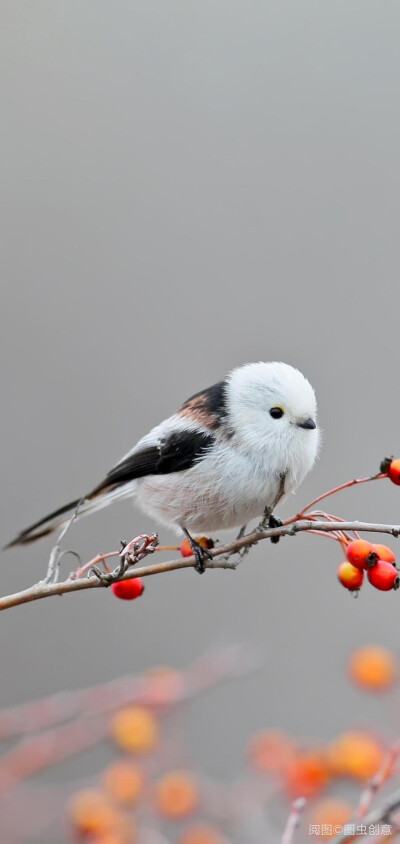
xmin=88 ymin=429 xmax=216 ymax=496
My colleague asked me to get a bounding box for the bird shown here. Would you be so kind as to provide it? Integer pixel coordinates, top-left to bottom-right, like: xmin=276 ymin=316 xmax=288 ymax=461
xmin=5 ymin=362 xmax=320 ymax=572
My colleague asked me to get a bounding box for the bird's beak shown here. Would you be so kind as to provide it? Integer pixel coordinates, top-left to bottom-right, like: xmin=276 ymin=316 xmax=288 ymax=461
xmin=297 ymin=417 xmax=316 ymax=430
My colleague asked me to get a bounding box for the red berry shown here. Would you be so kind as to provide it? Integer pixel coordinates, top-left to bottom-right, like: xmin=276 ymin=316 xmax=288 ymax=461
xmin=346 ymin=540 xmax=378 ymax=570
xmin=388 ymin=459 xmax=400 ymax=486
xmin=338 ymin=562 xmax=364 ymax=592
xmin=180 ymin=536 xmax=214 ymax=558
xmin=111 ymin=578 xmax=145 ymax=600
xmin=367 ymin=561 xmax=400 ymax=592
xmin=372 ymin=544 xmax=396 ymax=565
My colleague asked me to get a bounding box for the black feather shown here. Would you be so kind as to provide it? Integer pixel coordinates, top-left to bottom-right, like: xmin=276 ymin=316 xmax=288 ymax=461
xmin=89 ymin=429 xmax=215 ymax=496
xmin=4 ymin=498 xmax=81 ymax=549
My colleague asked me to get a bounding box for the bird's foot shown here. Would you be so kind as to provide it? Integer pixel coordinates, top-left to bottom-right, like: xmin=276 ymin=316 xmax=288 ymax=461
xmin=257 ymin=507 xmax=273 ymax=531
xmin=183 ymin=530 xmax=214 ymax=574
xmin=268 ymin=514 xmax=283 ymax=544
xmin=256 ymin=509 xmax=283 ymax=543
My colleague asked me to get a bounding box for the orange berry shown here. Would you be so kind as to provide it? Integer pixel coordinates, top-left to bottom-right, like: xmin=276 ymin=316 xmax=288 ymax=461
xmin=247 ymin=730 xmax=296 ymax=774
xmin=367 ymin=561 xmax=400 ymax=591
xmin=178 ymin=824 xmax=226 ymax=844
xmin=285 ymin=751 xmax=330 ymax=799
xmin=198 ymin=536 xmax=214 ymax=549
xmin=111 ymin=578 xmax=144 ymax=600
xmin=346 ymin=540 xmax=378 ymax=570
xmin=94 ymin=828 xmax=136 ymax=844
xmin=349 ymin=645 xmax=398 ymax=691
xmin=180 ymin=537 xmax=214 ymax=557
xmin=388 ymin=459 xmax=400 ymax=485
xmin=326 ymin=731 xmax=384 ymax=781
xmin=102 ymin=761 xmax=145 ymax=806
xmin=68 ymin=789 xmax=123 ymax=838
xmin=155 ymin=770 xmax=200 ymax=819
xmin=111 ymin=706 xmax=158 ymax=753
xmin=337 ymin=562 xmax=364 ymax=591
xmin=373 ymin=544 xmax=396 ymax=564
xmin=94 ymin=837 xmax=128 ymax=844
xmin=309 ymin=799 xmax=353 ymax=840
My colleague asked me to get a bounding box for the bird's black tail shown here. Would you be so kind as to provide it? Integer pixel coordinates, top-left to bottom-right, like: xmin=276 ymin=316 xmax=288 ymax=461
xmin=4 ymin=479 xmax=138 ymax=550
xmin=4 ymin=498 xmax=83 ymax=548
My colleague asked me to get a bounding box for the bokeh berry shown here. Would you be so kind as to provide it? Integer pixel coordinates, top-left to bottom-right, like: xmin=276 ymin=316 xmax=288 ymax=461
xmin=349 ymin=645 xmax=398 ymax=692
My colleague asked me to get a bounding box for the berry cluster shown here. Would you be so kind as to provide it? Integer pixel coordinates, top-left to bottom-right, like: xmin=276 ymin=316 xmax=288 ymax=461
xmin=338 ymin=540 xmax=399 ymax=593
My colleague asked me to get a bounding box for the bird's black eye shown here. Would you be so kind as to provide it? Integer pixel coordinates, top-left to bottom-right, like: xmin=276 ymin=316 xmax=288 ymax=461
xmin=270 ymin=406 xmax=284 ymax=419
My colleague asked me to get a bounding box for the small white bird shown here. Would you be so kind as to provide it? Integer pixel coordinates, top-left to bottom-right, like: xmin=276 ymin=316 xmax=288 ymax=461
xmin=6 ymin=362 xmax=320 ymax=571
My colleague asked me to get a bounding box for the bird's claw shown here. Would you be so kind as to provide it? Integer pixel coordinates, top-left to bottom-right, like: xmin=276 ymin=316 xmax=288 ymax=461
xmin=256 ymin=510 xmax=283 ymax=542
xmin=181 ymin=530 xmax=214 ymax=574
xmin=268 ymin=514 xmax=283 ymax=544
xmin=193 ymin=542 xmax=214 ymax=574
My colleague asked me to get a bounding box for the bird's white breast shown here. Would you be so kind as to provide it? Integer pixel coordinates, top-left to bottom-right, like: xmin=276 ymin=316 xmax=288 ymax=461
xmin=134 ymin=425 xmax=317 ymax=534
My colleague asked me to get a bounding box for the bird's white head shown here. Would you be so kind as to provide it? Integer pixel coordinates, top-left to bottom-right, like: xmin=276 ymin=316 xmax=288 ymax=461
xmin=226 ymin=362 xmax=320 ymax=483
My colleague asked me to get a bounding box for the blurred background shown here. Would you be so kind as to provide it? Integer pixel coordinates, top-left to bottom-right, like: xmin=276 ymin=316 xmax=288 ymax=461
xmin=2 ymin=2 xmax=400 ymax=840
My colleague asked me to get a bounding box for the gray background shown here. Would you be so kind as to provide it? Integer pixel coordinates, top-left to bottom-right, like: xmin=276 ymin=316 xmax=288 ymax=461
xmin=1 ymin=2 xmax=400 ymax=840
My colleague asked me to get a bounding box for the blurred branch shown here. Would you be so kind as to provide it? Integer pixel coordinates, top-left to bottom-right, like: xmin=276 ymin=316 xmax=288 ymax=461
xmin=331 ymin=785 xmax=400 ymax=842
xmin=281 ymin=798 xmax=306 ymax=844
xmin=0 ymin=646 xmax=258 ymax=793
xmin=355 ymin=740 xmax=400 ymax=820
xmin=0 ymin=645 xmax=259 ymax=739
xmin=1 ymin=517 xmax=400 ymax=612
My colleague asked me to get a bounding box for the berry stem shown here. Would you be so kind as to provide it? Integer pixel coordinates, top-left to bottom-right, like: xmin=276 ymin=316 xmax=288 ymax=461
xmin=75 ymin=551 xmax=119 ymax=579
xmin=295 ymin=473 xmax=387 ymax=517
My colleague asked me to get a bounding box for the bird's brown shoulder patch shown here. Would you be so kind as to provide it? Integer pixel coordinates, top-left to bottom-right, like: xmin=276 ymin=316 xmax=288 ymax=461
xmin=179 ymin=380 xmax=227 ymax=430
xmin=180 ymin=394 xmax=220 ymax=429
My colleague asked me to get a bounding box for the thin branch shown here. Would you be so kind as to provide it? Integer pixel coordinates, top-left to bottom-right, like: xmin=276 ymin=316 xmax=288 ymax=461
xmin=331 ymin=785 xmax=400 ymax=842
xmin=356 ymin=741 xmax=400 ymax=820
xmin=281 ymin=798 xmax=306 ymax=844
xmin=1 ymin=518 xmax=400 ymax=612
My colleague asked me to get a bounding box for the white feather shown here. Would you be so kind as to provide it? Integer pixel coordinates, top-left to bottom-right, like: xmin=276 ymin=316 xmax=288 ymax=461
xmin=134 ymin=361 xmax=320 ymax=533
